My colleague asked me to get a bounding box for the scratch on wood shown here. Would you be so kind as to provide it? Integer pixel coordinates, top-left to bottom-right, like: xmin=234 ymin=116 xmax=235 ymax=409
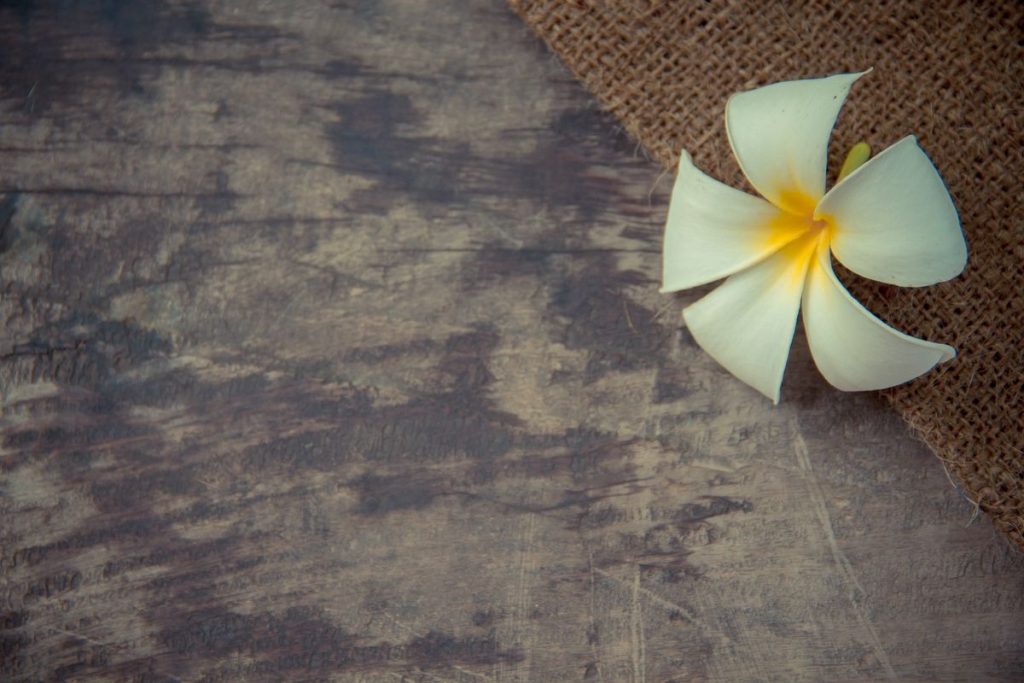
xmin=623 ymin=298 xmax=637 ymax=334
xmin=592 ymin=568 xmax=710 ymax=636
xmin=792 ymin=430 xmax=899 ymax=681
xmin=502 ymin=513 xmax=537 ymax=682
xmin=586 ymin=550 xmax=606 ymax=683
xmin=630 ymin=566 xmax=646 ymax=683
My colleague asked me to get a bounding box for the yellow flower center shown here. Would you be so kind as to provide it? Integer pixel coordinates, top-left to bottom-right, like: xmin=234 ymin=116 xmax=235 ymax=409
xmin=761 ymin=142 xmax=871 ymax=280
xmin=764 ymin=190 xmax=830 ymax=251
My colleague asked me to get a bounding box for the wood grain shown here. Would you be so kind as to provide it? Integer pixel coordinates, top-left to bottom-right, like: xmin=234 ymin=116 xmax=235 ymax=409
xmin=0 ymin=1 xmax=1022 ymax=681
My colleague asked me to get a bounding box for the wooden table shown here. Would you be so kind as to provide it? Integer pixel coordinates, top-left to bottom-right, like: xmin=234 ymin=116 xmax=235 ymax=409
xmin=2 ymin=1 xmax=1022 ymax=681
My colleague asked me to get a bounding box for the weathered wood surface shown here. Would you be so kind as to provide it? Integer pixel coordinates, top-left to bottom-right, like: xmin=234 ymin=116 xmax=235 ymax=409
xmin=0 ymin=1 xmax=1022 ymax=681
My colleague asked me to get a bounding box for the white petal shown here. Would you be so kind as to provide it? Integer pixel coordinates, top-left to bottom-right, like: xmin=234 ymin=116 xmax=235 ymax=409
xmin=802 ymin=241 xmax=955 ymax=392
xmin=817 ymin=135 xmax=967 ymax=286
xmin=682 ymin=233 xmax=820 ymax=403
xmin=726 ymin=71 xmax=867 ymax=213
xmin=662 ymin=152 xmax=809 ymax=292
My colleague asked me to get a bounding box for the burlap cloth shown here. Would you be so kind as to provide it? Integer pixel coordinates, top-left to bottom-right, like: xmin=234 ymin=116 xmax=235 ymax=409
xmin=508 ymin=0 xmax=1023 ymax=547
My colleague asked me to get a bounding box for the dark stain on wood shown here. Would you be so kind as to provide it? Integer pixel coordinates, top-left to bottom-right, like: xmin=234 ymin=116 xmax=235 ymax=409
xmin=155 ymin=605 xmax=523 ymax=679
xmin=552 ymin=258 xmax=664 ymax=383
xmin=0 ymin=0 xmax=211 ymax=111
xmin=329 ymin=89 xmax=472 ymax=214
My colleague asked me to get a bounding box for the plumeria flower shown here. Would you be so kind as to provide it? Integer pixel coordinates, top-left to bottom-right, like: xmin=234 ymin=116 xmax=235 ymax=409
xmin=661 ymin=71 xmax=967 ymax=403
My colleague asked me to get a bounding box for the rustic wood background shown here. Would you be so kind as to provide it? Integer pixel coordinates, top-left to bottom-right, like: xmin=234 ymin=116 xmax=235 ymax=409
xmin=1 ymin=1 xmax=1022 ymax=681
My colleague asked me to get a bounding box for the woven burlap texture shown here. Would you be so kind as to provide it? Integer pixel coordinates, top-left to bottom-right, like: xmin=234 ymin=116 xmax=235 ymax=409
xmin=509 ymin=0 xmax=1024 ymax=547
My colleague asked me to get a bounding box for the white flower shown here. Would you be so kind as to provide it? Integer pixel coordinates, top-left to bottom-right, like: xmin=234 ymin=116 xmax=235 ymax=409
xmin=661 ymin=71 xmax=967 ymax=403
